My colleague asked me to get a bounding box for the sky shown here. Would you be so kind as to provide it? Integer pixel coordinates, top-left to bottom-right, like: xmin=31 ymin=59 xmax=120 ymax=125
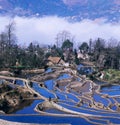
xmin=0 ymin=0 xmax=120 ymax=46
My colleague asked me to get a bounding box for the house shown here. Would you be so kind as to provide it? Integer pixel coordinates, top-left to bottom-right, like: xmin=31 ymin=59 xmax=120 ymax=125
xmin=63 ymin=62 xmax=69 ymax=67
xmin=77 ymin=51 xmax=89 ymax=60
xmin=47 ymin=56 xmax=65 ymax=66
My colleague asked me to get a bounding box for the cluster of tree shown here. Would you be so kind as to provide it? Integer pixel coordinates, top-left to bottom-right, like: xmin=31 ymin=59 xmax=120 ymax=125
xmin=47 ymin=31 xmax=75 ymax=64
xmin=0 ymin=22 xmax=120 ymax=70
xmin=91 ymin=38 xmax=120 ymax=69
xmin=0 ymin=22 xmax=44 ymax=68
xmin=52 ymin=31 xmax=120 ymax=69
xmin=0 ymin=21 xmax=17 ymax=68
xmin=79 ymin=38 xmax=120 ymax=69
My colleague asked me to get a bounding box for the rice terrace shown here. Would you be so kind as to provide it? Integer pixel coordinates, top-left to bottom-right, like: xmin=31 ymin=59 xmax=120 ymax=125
xmin=1 ymin=0 xmax=120 ymax=125
xmin=1 ymin=64 xmax=120 ymax=125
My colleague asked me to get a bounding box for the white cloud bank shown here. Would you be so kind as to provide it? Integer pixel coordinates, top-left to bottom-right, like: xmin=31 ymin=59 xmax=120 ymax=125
xmin=0 ymin=15 xmax=120 ymax=46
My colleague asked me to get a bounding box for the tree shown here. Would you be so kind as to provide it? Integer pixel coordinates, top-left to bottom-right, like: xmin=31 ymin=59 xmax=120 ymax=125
xmin=50 ymin=44 xmax=63 ymax=57
xmin=28 ymin=42 xmax=34 ymax=53
xmin=89 ymin=39 xmax=92 ymax=53
xmin=6 ymin=21 xmax=16 ymax=48
xmin=74 ymin=49 xmax=79 ymax=64
xmin=55 ymin=30 xmax=74 ymax=48
xmin=0 ymin=21 xmax=18 ymax=67
xmin=61 ymin=39 xmax=74 ymax=63
xmin=26 ymin=42 xmax=45 ymax=67
xmin=79 ymin=42 xmax=89 ymax=53
xmin=93 ymin=38 xmax=105 ymax=61
xmin=105 ymin=42 xmax=120 ymax=69
xmin=5 ymin=21 xmax=17 ymax=67
xmin=93 ymin=38 xmax=105 ymax=53
xmin=62 ymin=39 xmax=73 ymax=50
xmin=0 ymin=32 xmax=7 ymax=56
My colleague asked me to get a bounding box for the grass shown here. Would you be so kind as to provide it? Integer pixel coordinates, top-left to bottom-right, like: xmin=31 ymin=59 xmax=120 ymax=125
xmin=102 ymin=69 xmax=120 ymax=83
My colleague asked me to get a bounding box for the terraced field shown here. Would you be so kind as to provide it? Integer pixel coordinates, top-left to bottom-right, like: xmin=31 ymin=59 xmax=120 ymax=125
xmin=0 ymin=67 xmax=120 ymax=125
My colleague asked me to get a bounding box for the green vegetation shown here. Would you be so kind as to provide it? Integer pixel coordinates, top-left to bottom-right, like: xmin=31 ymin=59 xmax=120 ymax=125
xmin=103 ymin=69 xmax=120 ymax=83
xmin=62 ymin=39 xmax=73 ymax=50
xmin=1 ymin=22 xmax=120 ymax=77
xmin=79 ymin=42 xmax=89 ymax=53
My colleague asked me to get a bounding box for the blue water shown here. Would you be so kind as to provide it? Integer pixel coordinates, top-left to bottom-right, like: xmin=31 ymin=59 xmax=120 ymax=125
xmin=77 ymin=64 xmax=84 ymax=70
xmin=46 ymin=108 xmax=66 ymax=114
xmin=101 ymin=84 xmax=120 ymax=96
xmin=1 ymin=71 xmax=120 ymax=125
xmin=82 ymin=103 xmax=89 ymax=107
xmin=101 ymin=85 xmax=120 ymax=91
xmin=44 ymin=80 xmax=54 ymax=90
xmin=66 ymin=93 xmax=80 ymax=102
xmin=70 ymin=90 xmax=80 ymax=96
xmin=57 ymin=73 xmax=71 ymax=80
xmin=89 ymin=118 xmax=108 ymax=124
xmin=15 ymin=80 xmax=24 ymax=86
xmin=101 ymin=90 xmax=120 ymax=96
xmin=93 ymin=93 xmax=109 ymax=107
xmin=0 ymin=116 xmax=94 ymax=125
xmin=77 ymin=64 xmax=93 ymax=74
xmin=58 ymin=102 xmax=120 ymax=117
xmin=45 ymin=68 xmax=53 ymax=73
xmin=32 ymin=82 xmax=56 ymax=98
xmin=102 ymin=117 xmax=120 ymax=124
xmin=109 ymin=97 xmax=115 ymax=104
xmin=115 ymin=97 xmax=120 ymax=103
xmin=60 ymin=101 xmax=77 ymax=106
xmin=77 ymin=78 xmax=81 ymax=81
xmin=55 ymin=91 xmax=67 ymax=100
xmin=15 ymin=100 xmax=44 ymax=114
xmin=58 ymin=103 xmax=95 ymax=115
xmin=111 ymin=105 xmax=117 ymax=111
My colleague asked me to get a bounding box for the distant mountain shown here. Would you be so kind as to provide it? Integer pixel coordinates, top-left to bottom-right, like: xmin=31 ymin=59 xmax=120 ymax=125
xmin=0 ymin=0 xmax=120 ymax=22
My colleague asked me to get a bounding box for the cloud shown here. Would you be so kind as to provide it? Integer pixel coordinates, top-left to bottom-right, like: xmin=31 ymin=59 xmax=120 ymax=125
xmin=0 ymin=15 xmax=120 ymax=47
xmin=12 ymin=7 xmax=31 ymax=16
xmin=62 ymin=0 xmax=88 ymax=6
xmin=63 ymin=0 xmax=120 ymax=7
xmin=0 ymin=5 xmax=2 ymax=9
xmin=0 ymin=0 xmax=12 ymax=10
xmin=114 ymin=0 xmax=120 ymax=5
